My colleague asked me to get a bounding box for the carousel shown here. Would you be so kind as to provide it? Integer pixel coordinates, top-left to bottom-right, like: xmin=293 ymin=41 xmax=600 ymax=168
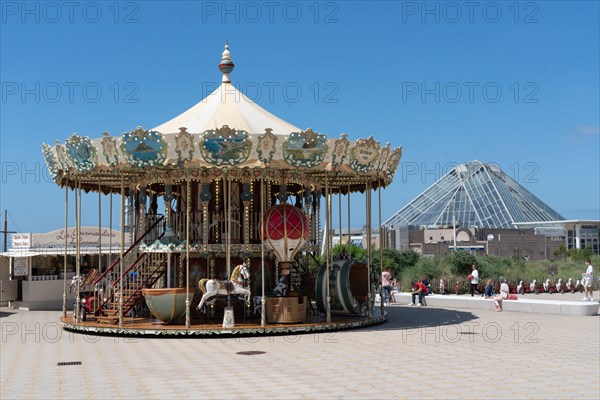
xmin=42 ymin=43 xmax=403 ymax=336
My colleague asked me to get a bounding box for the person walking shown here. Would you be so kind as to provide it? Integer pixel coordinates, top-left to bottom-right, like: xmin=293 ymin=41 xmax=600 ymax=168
xmin=381 ymin=267 xmax=393 ymax=305
xmin=468 ymin=263 xmax=479 ymax=297
xmin=582 ymin=259 xmax=594 ymax=301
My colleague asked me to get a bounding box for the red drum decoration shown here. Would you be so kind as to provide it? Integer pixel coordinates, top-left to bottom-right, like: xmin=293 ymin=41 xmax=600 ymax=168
xmin=259 ymin=204 xmax=309 ymax=263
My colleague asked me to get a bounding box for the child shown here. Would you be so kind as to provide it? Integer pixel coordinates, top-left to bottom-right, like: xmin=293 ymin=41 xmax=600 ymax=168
xmin=484 ymin=279 xmax=494 ymax=298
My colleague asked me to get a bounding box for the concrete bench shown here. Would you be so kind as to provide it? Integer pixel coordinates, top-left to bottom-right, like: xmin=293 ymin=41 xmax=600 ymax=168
xmin=389 ymin=292 xmax=598 ymax=316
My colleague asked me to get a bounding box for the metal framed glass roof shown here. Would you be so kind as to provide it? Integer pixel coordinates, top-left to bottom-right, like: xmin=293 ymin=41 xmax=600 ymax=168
xmin=384 ymin=160 xmax=565 ymax=229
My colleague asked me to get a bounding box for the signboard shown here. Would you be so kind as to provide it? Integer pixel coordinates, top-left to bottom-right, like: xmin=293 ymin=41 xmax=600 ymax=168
xmin=29 ymin=227 xmax=124 ymax=249
xmin=535 ymin=227 xmax=566 ymax=237
xmin=11 ymin=233 xmax=31 ymax=249
xmin=13 ymin=257 xmax=28 ymax=276
xmin=580 ymin=225 xmax=598 ymax=235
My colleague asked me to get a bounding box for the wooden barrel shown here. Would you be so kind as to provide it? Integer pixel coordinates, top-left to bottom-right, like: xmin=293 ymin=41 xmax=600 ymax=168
xmin=315 ymin=260 xmax=371 ymax=316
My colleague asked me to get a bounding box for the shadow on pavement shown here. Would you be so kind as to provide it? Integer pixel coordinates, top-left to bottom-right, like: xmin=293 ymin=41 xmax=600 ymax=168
xmin=0 ymin=310 xmax=16 ymax=318
xmin=362 ymin=305 xmax=478 ymax=331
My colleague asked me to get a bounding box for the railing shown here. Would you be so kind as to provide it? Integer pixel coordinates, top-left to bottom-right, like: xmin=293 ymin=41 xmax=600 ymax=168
xmin=92 ymin=215 xmax=164 ymax=286
xmin=95 ymin=252 xmax=168 ymax=319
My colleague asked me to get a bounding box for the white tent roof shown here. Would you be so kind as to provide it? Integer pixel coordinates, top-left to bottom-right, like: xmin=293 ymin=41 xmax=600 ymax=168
xmin=152 ymin=83 xmax=302 ymax=135
xmin=152 ymin=43 xmax=302 ymax=136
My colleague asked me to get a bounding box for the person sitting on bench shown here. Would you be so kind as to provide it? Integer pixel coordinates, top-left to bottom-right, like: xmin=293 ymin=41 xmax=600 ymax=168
xmin=409 ymin=277 xmax=429 ymax=306
xmin=491 ymin=277 xmax=509 ymax=312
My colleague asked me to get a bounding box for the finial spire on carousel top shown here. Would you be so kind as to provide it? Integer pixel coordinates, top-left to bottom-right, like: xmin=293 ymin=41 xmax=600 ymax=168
xmin=218 ymin=40 xmax=235 ymax=83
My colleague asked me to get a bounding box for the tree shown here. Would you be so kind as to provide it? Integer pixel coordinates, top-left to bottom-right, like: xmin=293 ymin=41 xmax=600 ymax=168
xmin=553 ymin=245 xmax=568 ymax=258
xmin=446 ymin=250 xmax=477 ymax=276
xmin=371 ymin=248 xmax=420 ymax=276
xmin=332 ymin=243 xmax=365 ymax=261
xmin=397 ymin=250 xmax=421 ymax=270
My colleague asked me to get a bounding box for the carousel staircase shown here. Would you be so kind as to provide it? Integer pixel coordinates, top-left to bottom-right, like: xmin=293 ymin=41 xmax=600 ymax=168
xmin=91 ymin=216 xmax=168 ymax=324
xmin=95 ymin=252 xmax=168 ymax=324
xmin=294 ymin=252 xmax=317 ymax=315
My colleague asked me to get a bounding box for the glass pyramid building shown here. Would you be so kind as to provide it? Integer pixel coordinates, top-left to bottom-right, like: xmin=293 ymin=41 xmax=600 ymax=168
xmin=384 ymin=160 xmax=565 ymax=229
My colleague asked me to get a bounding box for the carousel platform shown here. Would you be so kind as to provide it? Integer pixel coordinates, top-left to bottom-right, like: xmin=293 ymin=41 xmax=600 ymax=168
xmin=60 ymin=310 xmax=386 ymax=337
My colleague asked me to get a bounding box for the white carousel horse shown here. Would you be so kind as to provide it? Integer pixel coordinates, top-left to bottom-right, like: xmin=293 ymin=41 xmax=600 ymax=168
xmin=272 ymin=276 xmax=287 ymax=297
xmin=253 ymin=296 xmax=263 ymax=315
xmin=530 ymin=279 xmax=536 ymax=293
xmin=196 ymin=263 xmax=251 ymax=313
xmin=69 ymin=275 xmax=82 ymax=292
xmin=556 ymin=278 xmax=562 ymax=292
xmin=439 ymin=278 xmax=445 ymax=294
xmin=516 ymin=280 xmax=523 ymax=294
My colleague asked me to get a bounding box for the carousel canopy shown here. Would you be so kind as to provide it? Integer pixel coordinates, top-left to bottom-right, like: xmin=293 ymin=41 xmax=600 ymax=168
xmin=42 ymin=42 xmax=402 ymax=194
xmin=153 ymin=44 xmax=301 ymax=136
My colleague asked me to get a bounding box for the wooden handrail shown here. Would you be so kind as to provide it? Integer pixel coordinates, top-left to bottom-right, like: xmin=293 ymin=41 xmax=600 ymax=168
xmin=92 ymin=215 xmax=164 ymax=286
xmin=112 ymin=252 xmax=146 ymax=287
xmin=94 ymin=252 xmax=168 ymax=316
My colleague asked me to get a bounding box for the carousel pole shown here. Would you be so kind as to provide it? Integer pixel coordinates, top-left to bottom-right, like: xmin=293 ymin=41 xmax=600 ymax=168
xmin=338 ymin=190 xmax=342 ymax=250
xmin=347 ymin=184 xmax=351 ymax=250
xmin=75 ymin=180 xmax=82 ymax=322
xmin=96 ymin=183 xmax=101 ymax=318
xmin=226 ymin=176 xmax=231 ymax=307
xmin=303 ymin=185 xmax=310 ymax=298
xmin=62 ymin=185 xmax=68 ymax=319
xmin=325 ymin=176 xmax=331 ymax=323
xmin=109 ymin=191 xmax=113 ymax=305
xmin=223 ymin=174 xmax=235 ymax=328
xmin=379 ymin=183 xmax=384 ymax=315
xmin=366 ymin=179 xmax=372 ymax=318
xmin=109 ymin=192 xmax=112 ymax=267
xmin=260 ymin=176 xmax=266 ymax=327
xmin=119 ymin=176 xmax=125 ymax=327
xmin=185 ymin=178 xmax=191 ymax=328
xmin=167 ymin=254 xmax=171 ymax=288
xmin=329 ymin=183 xmax=334 ymax=305
xmin=98 ymin=184 xmax=102 ymax=273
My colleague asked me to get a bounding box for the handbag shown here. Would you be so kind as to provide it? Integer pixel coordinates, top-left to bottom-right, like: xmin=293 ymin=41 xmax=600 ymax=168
xmin=508 ymin=294 xmax=518 ymax=300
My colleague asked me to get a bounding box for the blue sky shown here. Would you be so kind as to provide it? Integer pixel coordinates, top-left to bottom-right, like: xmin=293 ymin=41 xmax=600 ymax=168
xmin=1 ymin=0 xmax=599 ymax=236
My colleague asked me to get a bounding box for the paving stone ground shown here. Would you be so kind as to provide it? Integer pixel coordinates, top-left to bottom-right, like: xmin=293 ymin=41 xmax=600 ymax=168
xmin=1 ymin=294 xmax=599 ymax=400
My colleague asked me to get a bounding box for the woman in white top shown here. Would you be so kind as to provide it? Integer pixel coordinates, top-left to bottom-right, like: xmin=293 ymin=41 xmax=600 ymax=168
xmin=582 ymin=259 xmax=594 ymax=301
xmin=492 ymin=277 xmax=509 ymax=312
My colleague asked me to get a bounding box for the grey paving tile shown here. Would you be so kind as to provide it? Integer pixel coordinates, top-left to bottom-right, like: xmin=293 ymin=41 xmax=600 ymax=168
xmin=2 ymin=306 xmax=599 ymax=399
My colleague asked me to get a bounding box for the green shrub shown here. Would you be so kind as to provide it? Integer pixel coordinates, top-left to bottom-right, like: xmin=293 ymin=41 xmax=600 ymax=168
xmin=445 ymin=250 xmax=477 ymax=276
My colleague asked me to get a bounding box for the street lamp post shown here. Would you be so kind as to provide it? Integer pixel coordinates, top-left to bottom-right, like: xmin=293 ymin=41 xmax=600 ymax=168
xmin=486 ymin=234 xmax=495 ymax=255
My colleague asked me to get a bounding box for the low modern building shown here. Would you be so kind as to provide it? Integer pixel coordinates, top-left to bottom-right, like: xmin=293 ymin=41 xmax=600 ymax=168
xmin=1 ymin=226 xmax=128 ymax=310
